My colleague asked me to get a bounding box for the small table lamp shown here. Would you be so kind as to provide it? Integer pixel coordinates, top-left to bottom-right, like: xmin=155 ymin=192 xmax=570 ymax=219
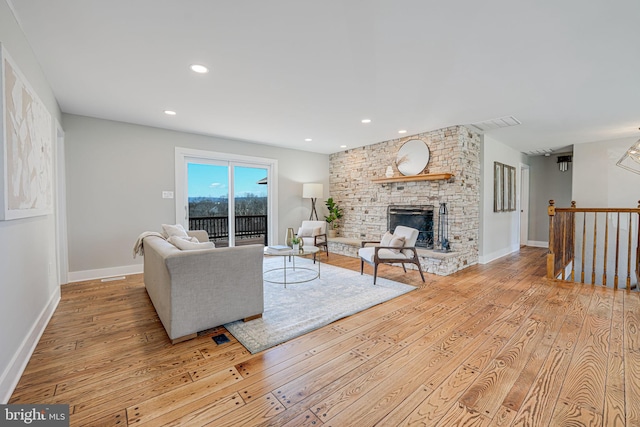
xmin=302 ymin=183 xmax=323 ymax=220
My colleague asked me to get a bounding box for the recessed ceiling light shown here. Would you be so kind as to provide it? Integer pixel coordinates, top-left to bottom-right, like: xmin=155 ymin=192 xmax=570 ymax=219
xmin=190 ymin=64 xmax=209 ymax=74
xmin=398 ymin=130 xmax=407 ymax=134
xmin=164 ymin=110 xmax=177 ymax=116
xmin=361 ymin=119 xmax=371 ymax=124
xmin=305 ymin=138 xmax=312 ymax=142
xmin=340 ymin=145 xmax=347 ymax=148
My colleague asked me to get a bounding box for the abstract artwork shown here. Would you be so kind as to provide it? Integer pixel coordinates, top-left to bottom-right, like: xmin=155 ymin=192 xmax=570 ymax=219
xmin=1 ymin=44 xmax=52 ymax=220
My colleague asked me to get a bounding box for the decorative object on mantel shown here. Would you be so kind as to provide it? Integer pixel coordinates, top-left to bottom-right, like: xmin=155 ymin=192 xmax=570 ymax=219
xmin=435 ymin=202 xmax=451 ymax=253
xmin=616 ymin=129 xmax=640 ymax=175
xmin=385 ymin=165 xmax=394 ymax=178
xmin=396 ymin=139 xmax=430 ymax=176
xmin=371 ymin=172 xmax=454 ymax=184
xmin=324 ymin=197 xmax=343 ymax=238
xmin=302 ymin=183 xmax=323 ymax=220
xmin=493 ymin=162 xmax=516 ymax=212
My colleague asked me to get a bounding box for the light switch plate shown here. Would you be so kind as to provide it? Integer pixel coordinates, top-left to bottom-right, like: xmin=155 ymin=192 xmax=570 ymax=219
xmin=162 ymin=191 xmax=174 ymax=199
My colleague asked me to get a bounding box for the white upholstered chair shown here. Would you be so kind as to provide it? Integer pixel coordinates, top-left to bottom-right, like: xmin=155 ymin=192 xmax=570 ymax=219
xmin=296 ymin=220 xmax=328 ymax=260
xmin=358 ymin=225 xmax=425 ymax=285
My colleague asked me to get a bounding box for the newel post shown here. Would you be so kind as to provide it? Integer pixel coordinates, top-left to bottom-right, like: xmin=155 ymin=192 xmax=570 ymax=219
xmin=547 ymin=200 xmax=556 ymax=278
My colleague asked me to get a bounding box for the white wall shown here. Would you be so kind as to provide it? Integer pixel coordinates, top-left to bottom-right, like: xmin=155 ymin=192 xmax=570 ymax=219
xmin=528 ymin=154 xmax=573 ymax=244
xmin=0 ymin=1 xmax=63 ymax=402
xmin=63 ymin=114 xmax=330 ymax=280
xmin=479 ymin=136 xmax=528 ymax=264
xmin=573 ymin=136 xmax=640 ymax=207
xmin=571 ymin=137 xmax=639 ymax=287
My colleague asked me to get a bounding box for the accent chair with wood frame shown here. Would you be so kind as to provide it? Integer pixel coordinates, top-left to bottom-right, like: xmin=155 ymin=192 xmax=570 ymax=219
xmin=358 ymin=225 xmax=426 ymax=285
xmin=296 ymin=220 xmax=328 ymax=261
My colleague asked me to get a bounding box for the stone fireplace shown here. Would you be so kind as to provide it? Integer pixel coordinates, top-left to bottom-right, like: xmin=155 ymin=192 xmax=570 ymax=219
xmin=328 ymin=125 xmax=480 ymax=276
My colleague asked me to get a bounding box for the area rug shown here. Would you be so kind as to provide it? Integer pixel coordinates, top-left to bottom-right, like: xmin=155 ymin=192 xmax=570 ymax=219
xmin=224 ymin=256 xmax=416 ymax=354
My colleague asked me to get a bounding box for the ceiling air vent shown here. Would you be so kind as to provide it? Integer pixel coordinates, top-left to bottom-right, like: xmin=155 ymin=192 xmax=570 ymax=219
xmin=523 ymin=148 xmax=554 ymax=156
xmin=470 ymin=115 xmax=521 ymax=132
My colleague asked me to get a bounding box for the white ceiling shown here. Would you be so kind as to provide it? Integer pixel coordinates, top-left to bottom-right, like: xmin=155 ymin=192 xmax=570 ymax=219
xmin=8 ymin=0 xmax=640 ymax=155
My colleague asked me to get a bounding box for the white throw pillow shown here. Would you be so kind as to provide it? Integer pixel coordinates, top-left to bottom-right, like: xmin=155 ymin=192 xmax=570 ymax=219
xmin=168 ymin=236 xmax=215 ymax=250
xmin=161 ymin=223 xmax=188 ymax=238
xmin=388 ymin=235 xmax=405 ymax=253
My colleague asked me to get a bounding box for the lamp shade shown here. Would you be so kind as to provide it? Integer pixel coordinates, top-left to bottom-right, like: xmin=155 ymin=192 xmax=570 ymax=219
xmin=302 ymin=183 xmax=323 ymax=199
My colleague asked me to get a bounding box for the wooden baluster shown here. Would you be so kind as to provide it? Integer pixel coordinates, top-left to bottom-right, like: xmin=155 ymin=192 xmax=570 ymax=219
xmin=581 ymin=212 xmax=586 ymax=283
xmin=603 ymin=213 xmax=608 ymax=287
xmin=592 ymin=212 xmax=597 ymax=284
xmin=614 ymin=212 xmax=620 ymax=289
xmin=627 ymin=212 xmax=632 ymax=291
xmin=547 ymin=200 xmax=556 ymax=279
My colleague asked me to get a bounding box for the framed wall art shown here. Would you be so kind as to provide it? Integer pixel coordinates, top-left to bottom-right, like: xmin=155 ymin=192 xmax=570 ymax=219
xmin=494 ymin=162 xmax=516 ymax=212
xmin=1 ymin=44 xmax=53 ymax=220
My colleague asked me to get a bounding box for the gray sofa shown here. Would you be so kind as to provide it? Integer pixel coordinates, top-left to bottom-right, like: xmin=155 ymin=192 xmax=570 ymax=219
xmin=142 ymin=231 xmax=264 ymax=343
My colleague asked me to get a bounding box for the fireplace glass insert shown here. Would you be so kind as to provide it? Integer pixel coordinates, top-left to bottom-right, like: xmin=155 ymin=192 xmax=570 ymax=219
xmin=388 ymin=205 xmax=434 ymax=249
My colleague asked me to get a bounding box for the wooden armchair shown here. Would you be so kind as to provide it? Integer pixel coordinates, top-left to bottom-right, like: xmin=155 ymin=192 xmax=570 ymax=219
xmin=358 ymin=226 xmax=425 ymax=285
xmin=297 ymin=220 xmax=328 ymax=261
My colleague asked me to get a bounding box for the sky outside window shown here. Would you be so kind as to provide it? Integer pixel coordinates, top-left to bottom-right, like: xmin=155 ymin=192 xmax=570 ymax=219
xmin=188 ymin=163 xmax=267 ymax=198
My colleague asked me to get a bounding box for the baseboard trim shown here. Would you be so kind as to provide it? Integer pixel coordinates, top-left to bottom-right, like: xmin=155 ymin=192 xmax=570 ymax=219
xmin=68 ymin=264 xmax=143 ymax=283
xmin=527 ymin=240 xmax=549 ymax=248
xmin=478 ymin=245 xmax=520 ymax=265
xmin=0 ymin=286 xmax=60 ymax=403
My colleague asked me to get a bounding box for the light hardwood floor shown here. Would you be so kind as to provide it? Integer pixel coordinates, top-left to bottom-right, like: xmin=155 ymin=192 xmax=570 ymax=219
xmin=10 ymin=247 xmax=640 ymax=426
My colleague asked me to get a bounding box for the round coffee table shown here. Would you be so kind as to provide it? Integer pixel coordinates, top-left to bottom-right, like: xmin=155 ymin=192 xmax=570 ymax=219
xmin=263 ymin=246 xmax=320 ymax=288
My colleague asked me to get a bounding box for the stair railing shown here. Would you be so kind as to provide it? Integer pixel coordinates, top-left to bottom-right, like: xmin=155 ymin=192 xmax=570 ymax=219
xmin=547 ymin=200 xmax=640 ymax=290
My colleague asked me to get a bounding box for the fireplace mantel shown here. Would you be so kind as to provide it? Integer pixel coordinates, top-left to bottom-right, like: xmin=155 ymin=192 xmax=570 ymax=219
xmin=371 ymin=172 xmax=453 ymax=184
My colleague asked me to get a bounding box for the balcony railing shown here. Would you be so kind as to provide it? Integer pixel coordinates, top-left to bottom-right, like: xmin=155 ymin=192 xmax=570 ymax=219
xmin=188 ymin=215 xmax=268 ymax=246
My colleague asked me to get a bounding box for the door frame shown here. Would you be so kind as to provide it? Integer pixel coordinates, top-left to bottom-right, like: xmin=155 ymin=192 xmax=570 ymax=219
xmin=519 ymin=163 xmax=530 ymax=246
xmin=54 ymin=120 xmax=69 ymax=285
xmin=175 ymin=147 xmax=278 ymax=246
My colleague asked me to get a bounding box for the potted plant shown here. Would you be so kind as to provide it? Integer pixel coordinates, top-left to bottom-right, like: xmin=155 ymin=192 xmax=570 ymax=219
xmin=324 ymin=197 xmax=343 ymax=238
xmin=290 ymin=236 xmax=301 ymax=252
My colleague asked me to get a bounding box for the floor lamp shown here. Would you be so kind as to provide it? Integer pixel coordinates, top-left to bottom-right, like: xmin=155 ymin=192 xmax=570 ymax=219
xmin=302 ymin=183 xmax=323 ymax=220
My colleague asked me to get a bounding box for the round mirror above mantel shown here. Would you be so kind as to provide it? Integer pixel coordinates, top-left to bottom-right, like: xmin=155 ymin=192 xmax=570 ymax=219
xmin=396 ymin=139 xmax=430 ymax=176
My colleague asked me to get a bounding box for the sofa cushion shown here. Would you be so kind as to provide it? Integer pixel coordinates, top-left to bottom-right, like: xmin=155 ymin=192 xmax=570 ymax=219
xmin=162 ymin=223 xmax=188 ymax=238
xmin=168 ymin=236 xmax=215 ymax=250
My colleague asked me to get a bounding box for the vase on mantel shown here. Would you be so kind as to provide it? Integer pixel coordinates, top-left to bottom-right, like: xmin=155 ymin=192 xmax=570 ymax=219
xmin=385 ymin=166 xmax=394 ymax=178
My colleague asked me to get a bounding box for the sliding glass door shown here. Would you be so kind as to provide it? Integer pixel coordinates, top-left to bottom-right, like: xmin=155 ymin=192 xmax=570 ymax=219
xmin=232 ymin=165 xmax=269 ymax=246
xmin=176 ymin=148 xmax=277 ymax=247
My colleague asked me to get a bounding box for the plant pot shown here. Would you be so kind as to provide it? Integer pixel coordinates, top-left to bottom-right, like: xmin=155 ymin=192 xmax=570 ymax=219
xmin=327 ymin=229 xmax=337 ymax=238
xmin=292 ymin=243 xmax=299 ymax=252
